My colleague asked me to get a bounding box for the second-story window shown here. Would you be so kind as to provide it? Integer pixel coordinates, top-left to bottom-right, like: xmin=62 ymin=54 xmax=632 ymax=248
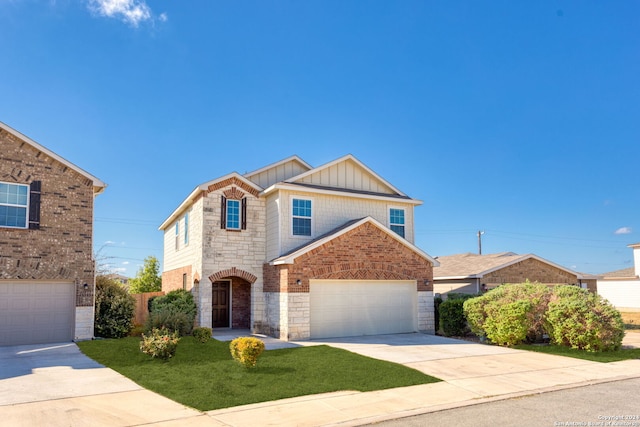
xmin=226 ymin=199 xmax=240 ymax=230
xmin=221 ymin=195 xmax=247 ymax=230
xmin=389 ymin=208 xmax=405 ymax=238
xmin=184 ymin=212 xmax=189 ymax=245
xmin=175 ymin=222 xmax=179 ymax=250
xmin=292 ymin=198 xmax=312 ymax=236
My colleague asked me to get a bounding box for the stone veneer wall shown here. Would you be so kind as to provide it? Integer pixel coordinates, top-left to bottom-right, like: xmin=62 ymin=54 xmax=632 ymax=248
xmin=0 ymin=127 xmax=98 ymax=341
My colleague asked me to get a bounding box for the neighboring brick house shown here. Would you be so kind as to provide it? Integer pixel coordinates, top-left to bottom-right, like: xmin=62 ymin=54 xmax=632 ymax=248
xmin=0 ymin=121 xmax=106 ymax=346
xmin=433 ymin=252 xmax=597 ymax=298
xmin=597 ymin=243 xmax=640 ymax=310
xmin=160 ymin=154 xmax=439 ymax=340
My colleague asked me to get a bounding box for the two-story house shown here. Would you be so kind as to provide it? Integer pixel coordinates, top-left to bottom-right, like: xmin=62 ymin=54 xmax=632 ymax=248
xmin=0 ymin=121 xmax=106 ymax=346
xmin=159 ymin=155 xmax=438 ymax=340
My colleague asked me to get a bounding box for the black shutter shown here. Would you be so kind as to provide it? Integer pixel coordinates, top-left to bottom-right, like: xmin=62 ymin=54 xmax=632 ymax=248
xmin=220 ymin=195 xmax=227 ymax=229
xmin=241 ymin=198 xmax=247 ymax=230
xmin=28 ymin=181 xmax=41 ymax=230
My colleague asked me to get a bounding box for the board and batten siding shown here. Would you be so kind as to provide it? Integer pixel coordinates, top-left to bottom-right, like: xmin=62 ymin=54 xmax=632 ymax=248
xmin=297 ymin=159 xmax=396 ymax=195
xmin=246 ymin=159 xmax=309 ymax=189
xmin=275 ymin=190 xmax=415 ymax=258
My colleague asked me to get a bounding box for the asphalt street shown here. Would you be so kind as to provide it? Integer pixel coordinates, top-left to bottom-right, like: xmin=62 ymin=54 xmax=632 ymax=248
xmin=373 ymin=378 xmax=640 ymax=427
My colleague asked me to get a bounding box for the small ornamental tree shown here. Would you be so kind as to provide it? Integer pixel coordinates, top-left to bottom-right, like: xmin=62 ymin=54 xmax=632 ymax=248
xmin=128 ymin=256 xmax=162 ymax=294
xmin=94 ymin=275 xmax=136 ymax=338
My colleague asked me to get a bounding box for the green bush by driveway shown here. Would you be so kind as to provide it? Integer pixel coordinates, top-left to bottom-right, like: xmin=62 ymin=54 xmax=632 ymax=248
xmin=77 ymin=337 xmax=440 ymax=411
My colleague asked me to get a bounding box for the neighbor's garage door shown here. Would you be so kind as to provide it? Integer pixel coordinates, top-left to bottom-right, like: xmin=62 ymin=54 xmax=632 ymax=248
xmin=0 ymin=282 xmax=75 ymax=346
xmin=310 ymin=280 xmax=417 ymax=339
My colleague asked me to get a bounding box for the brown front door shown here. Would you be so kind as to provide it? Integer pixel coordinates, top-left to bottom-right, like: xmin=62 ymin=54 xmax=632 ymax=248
xmin=212 ymin=281 xmax=230 ymax=327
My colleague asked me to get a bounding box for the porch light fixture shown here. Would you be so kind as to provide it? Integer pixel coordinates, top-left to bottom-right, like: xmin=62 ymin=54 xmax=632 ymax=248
xmin=296 ymin=279 xmax=302 ymax=285
xmin=424 ymin=279 xmax=431 ymax=286
xmin=83 ymin=283 xmax=89 ymax=290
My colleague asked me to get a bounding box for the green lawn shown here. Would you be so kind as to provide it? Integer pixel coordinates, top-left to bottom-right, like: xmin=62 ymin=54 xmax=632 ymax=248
xmin=77 ymin=337 xmax=440 ymax=411
xmin=513 ymin=343 xmax=640 ymax=363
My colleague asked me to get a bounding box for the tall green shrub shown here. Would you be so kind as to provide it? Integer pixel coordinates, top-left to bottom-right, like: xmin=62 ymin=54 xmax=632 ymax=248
xmin=439 ymin=295 xmax=475 ymax=336
xmin=94 ymin=276 xmax=136 ymax=338
xmin=484 ymin=300 xmax=531 ymax=346
xmin=545 ymin=286 xmax=624 ymax=352
xmin=146 ymin=289 xmax=197 ymax=336
xmin=464 ymin=282 xmax=552 ymax=344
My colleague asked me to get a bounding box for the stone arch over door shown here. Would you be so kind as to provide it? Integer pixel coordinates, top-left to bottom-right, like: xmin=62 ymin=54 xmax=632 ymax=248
xmin=209 ymin=267 xmax=257 ymax=284
xmin=208 ymin=267 xmax=256 ymax=329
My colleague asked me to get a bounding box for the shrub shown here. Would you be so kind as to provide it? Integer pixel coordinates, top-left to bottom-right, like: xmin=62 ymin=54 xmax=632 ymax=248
xmin=94 ymin=276 xmax=136 ymax=338
xmin=439 ymin=298 xmax=466 ymax=336
xmin=438 ymin=293 xmax=477 ymax=337
xmin=545 ymin=286 xmax=625 ymax=352
xmin=464 ymin=282 xmax=552 ymax=344
xmin=484 ymin=300 xmax=531 ymax=346
xmin=145 ymin=308 xmax=193 ymax=336
xmin=433 ymin=295 xmax=443 ymax=333
xmin=230 ymin=337 xmax=265 ymax=368
xmin=192 ymin=327 xmax=212 ymax=343
xmin=146 ymin=289 xmax=197 ymax=336
xmin=140 ymin=328 xmax=180 ymax=360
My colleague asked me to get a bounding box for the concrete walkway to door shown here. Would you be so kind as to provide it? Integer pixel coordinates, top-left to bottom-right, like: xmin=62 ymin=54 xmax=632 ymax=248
xmin=206 ymin=332 xmax=640 ymax=426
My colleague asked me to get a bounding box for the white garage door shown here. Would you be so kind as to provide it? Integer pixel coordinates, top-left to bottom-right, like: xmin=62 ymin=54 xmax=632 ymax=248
xmin=0 ymin=282 xmax=75 ymax=346
xmin=310 ymin=280 xmax=417 ymax=339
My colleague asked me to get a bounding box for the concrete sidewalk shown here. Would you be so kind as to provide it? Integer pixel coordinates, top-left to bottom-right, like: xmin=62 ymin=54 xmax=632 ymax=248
xmin=1 ymin=332 xmax=639 ymax=426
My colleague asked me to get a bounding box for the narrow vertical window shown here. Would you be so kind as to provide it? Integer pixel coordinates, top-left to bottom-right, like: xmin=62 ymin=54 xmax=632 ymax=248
xmin=182 ymin=273 xmax=187 ymax=290
xmin=184 ymin=213 xmax=189 ymax=245
xmin=389 ymin=208 xmax=405 ymax=238
xmin=175 ymin=222 xmax=179 ymax=250
xmin=292 ymin=198 xmax=312 ymax=236
xmin=226 ymin=199 xmax=240 ymax=230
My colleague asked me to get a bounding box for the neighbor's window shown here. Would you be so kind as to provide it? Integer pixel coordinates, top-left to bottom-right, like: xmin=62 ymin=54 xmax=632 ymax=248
xmin=389 ymin=208 xmax=405 ymax=238
xmin=226 ymin=199 xmax=240 ymax=230
xmin=292 ymin=198 xmax=312 ymax=236
xmin=0 ymin=182 xmax=28 ymax=229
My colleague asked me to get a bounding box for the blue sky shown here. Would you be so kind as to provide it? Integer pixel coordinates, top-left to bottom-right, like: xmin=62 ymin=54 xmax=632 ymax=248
xmin=1 ymin=1 xmax=638 ymax=277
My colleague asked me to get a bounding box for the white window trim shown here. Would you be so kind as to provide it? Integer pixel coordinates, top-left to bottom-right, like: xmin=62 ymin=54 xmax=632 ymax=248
xmin=290 ymin=195 xmax=314 ymax=238
xmin=388 ymin=206 xmax=406 ymax=238
xmin=0 ymin=181 xmax=30 ymax=229
xmin=226 ymin=199 xmax=241 ymax=230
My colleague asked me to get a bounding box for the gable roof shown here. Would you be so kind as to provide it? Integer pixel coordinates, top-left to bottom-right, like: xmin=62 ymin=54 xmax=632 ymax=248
xmin=159 ymin=172 xmax=262 ymax=230
xmin=1 ymin=121 xmax=107 ymax=195
xmin=270 ymin=216 xmax=439 ymax=266
xmin=433 ymin=252 xmax=586 ymax=280
xmin=262 ymin=154 xmax=421 ymax=204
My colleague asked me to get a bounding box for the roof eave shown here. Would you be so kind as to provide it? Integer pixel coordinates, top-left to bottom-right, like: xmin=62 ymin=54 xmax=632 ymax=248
xmin=260 ymin=183 xmax=423 ymax=205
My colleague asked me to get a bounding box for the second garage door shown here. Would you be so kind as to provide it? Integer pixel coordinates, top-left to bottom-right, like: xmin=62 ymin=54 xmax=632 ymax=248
xmin=0 ymin=282 xmax=75 ymax=346
xmin=309 ymin=280 xmax=417 ymax=339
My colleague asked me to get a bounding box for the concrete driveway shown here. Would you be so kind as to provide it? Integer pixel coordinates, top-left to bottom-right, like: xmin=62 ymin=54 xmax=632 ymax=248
xmin=0 ymin=342 xmax=208 ymax=426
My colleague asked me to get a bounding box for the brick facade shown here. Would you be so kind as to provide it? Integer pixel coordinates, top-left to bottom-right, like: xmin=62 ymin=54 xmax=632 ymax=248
xmin=162 ymin=265 xmax=192 ymax=292
xmin=263 ymin=222 xmax=434 ymax=293
xmin=261 ymin=220 xmax=436 ymax=340
xmin=0 ymin=125 xmax=103 ymax=341
xmin=483 ymin=258 xmax=578 ymax=287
